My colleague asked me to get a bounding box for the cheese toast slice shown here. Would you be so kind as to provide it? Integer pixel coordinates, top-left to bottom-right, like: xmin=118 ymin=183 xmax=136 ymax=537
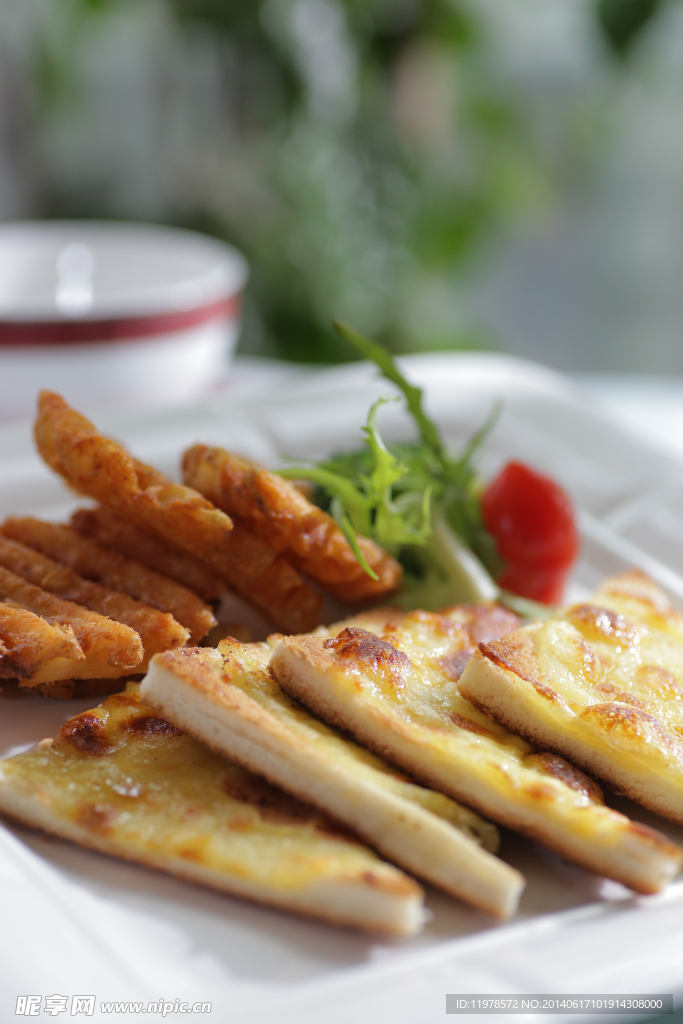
xmin=459 ymin=570 xmax=683 ymax=825
xmin=140 ymin=642 xmax=524 ymax=918
xmin=0 ymin=686 xmax=425 ymax=935
xmin=271 ymin=605 xmax=683 ymax=894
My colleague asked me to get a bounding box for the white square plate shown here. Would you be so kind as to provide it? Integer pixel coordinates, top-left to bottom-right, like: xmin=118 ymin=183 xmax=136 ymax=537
xmin=2 ymin=354 xmax=682 ymax=1023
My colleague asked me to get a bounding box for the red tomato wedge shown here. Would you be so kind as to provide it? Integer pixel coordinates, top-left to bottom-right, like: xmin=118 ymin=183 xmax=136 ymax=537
xmin=481 ymin=461 xmax=579 ymax=605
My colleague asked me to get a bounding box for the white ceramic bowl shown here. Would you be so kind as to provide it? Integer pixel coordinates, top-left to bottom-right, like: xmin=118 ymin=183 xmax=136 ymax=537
xmin=0 ymin=221 xmax=249 ymax=419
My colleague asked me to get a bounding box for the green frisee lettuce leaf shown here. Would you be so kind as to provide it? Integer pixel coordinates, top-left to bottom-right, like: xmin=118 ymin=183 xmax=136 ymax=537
xmin=279 ymin=321 xmax=542 ymax=615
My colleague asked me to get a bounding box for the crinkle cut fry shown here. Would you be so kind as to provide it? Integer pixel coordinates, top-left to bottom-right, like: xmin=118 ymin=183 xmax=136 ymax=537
xmin=0 ymin=600 xmax=83 ymax=678
xmin=226 ymin=534 xmax=323 ymax=635
xmin=2 ymin=517 xmax=214 ymax=644
xmin=0 ymin=566 xmax=142 ymax=685
xmin=34 ymin=391 xmax=236 ymax=572
xmin=67 ymin=511 xmax=319 ymax=634
xmin=183 ymin=445 xmax=402 ymax=603
xmin=34 ymin=393 xmax=322 ymax=633
xmin=72 ymin=510 xmax=320 ymax=635
xmin=70 ymin=507 xmax=226 ymax=603
xmin=0 ymin=533 xmax=188 ymax=668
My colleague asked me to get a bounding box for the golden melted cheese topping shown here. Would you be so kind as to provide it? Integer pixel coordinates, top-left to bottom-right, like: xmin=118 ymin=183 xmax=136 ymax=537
xmin=518 ymin=581 xmax=683 ymax=770
xmin=219 ymin=638 xmax=499 ymax=851
xmin=0 ymin=686 xmax=405 ymax=891
xmin=312 ymin=608 xmax=615 ymax=824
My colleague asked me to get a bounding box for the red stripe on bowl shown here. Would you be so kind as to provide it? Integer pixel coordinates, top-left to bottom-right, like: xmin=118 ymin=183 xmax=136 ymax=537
xmin=0 ymin=294 xmax=241 ymax=346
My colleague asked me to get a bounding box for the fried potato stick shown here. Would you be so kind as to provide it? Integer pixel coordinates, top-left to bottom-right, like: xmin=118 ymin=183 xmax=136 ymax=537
xmin=34 ymin=390 xmax=236 ymax=569
xmin=71 ymin=507 xmax=226 ymax=602
xmin=183 ymin=445 xmax=402 ymax=603
xmin=74 ymin=513 xmax=319 ymax=635
xmin=35 ymin=393 xmax=321 ymax=633
xmin=0 ymin=534 xmax=189 ymax=668
xmin=0 ymin=566 xmax=142 ymax=685
xmin=3 ymin=517 xmax=213 ymax=644
xmin=0 ymin=600 xmax=83 ymax=679
xmin=220 ymin=530 xmax=322 ymax=635
xmin=34 ymin=678 xmax=135 ymax=700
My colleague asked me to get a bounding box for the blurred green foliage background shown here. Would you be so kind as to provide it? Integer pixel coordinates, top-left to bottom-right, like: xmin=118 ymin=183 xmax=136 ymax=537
xmin=0 ymin=0 xmax=677 ymax=364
